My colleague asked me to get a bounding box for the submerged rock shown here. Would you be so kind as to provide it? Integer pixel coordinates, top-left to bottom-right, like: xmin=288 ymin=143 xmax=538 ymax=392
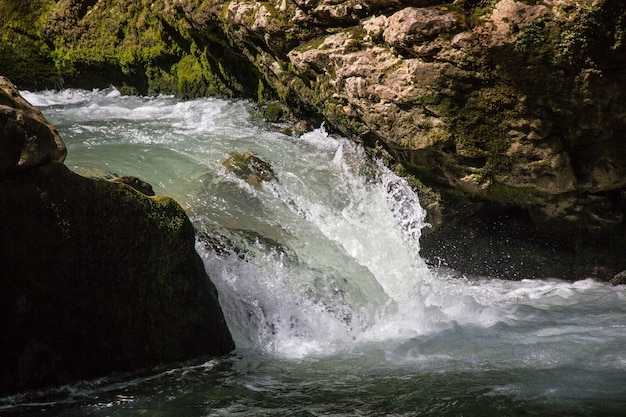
xmin=222 ymin=151 xmax=276 ymax=186
xmin=0 ymin=79 xmax=234 ymax=396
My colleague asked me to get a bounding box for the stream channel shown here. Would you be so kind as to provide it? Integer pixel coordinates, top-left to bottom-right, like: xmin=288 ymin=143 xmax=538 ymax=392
xmin=3 ymin=88 xmax=626 ymax=416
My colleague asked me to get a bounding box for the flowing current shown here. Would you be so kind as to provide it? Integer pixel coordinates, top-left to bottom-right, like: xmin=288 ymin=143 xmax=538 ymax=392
xmin=4 ymin=89 xmax=626 ymax=416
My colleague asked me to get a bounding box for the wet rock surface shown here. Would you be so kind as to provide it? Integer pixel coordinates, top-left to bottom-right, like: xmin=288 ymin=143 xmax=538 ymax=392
xmin=0 ymin=76 xmax=66 ymax=176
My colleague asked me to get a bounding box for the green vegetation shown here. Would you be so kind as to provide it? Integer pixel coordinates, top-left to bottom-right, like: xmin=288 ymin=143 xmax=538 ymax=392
xmin=514 ymin=20 xmax=547 ymax=53
xmin=468 ymin=0 xmax=500 ymax=26
xmin=0 ymin=0 xmax=61 ymax=88
xmin=0 ymin=0 xmax=259 ymax=97
xmin=260 ymin=101 xmax=285 ymax=122
xmin=554 ymin=23 xmax=593 ymax=67
xmin=437 ymin=85 xmax=524 ymax=183
xmin=485 ymin=182 xmax=543 ymax=207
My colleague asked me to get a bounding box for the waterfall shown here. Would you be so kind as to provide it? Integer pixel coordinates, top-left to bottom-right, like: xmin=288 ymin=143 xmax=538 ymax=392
xmin=14 ymin=89 xmax=625 ymax=416
xmin=194 ymin=125 xmax=433 ymax=356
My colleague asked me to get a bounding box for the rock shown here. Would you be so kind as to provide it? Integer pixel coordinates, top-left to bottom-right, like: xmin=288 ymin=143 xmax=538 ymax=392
xmin=222 ymin=151 xmax=276 ymax=186
xmin=0 ymin=76 xmax=66 ymax=176
xmin=0 ymin=80 xmax=234 ymax=396
xmin=109 ymin=175 xmax=156 ymax=196
xmin=383 ymin=7 xmax=465 ymax=57
xmin=282 ymin=120 xmax=314 ymax=137
xmin=611 ymin=270 xmax=626 ymax=286
xmin=259 ymin=100 xmax=287 ymax=123
xmin=0 ymin=163 xmax=234 ymax=396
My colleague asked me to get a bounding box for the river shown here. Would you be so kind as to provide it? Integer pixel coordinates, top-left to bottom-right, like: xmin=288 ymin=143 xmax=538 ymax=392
xmin=3 ymin=89 xmax=626 ymax=416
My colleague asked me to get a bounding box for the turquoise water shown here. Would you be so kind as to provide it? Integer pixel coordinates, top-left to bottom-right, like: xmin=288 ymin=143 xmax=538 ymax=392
xmin=3 ymin=89 xmax=626 ymax=416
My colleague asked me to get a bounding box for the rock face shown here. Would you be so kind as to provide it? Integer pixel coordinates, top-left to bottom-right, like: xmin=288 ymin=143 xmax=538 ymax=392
xmin=1 ymin=0 xmax=625 ymax=279
xmin=0 ymin=76 xmax=66 ymax=176
xmin=0 ymin=79 xmax=234 ymax=396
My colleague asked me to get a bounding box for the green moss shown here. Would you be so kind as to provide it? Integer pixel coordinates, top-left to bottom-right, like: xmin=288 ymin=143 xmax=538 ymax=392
xmin=50 ymin=46 xmax=77 ymax=75
xmin=0 ymin=0 xmax=61 ymax=88
xmin=0 ymin=88 xmax=17 ymax=108
xmin=222 ymin=151 xmax=276 ymax=184
xmin=418 ymin=94 xmax=455 ymax=116
xmin=554 ymin=26 xmax=590 ymax=66
xmin=0 ymin=0 xmax=252 ymax=97
xmin=172 ymin=55 xmax=204 ymax=96
xmin=486 ymin=182 xmax=544 ymax=207
xmin=551 ymin=4 xmax=607 ymax=66
xmin=219 ymin=1 xmax=232 ymax=21
xmin=344 ymin=26 xmax=368 ymax=53
xmin=451 ymin=84 xmax=523 ymax=178
xmin=260 ymin=101 xmax=284 ymax=122
xmin=294 ymin=36 xmax=328 ymax=54
xmin=469 ymin=0 xmax=500 ymax=26
xmin=257 ymin=78 xmax=265 ymax=103
xmin=150 ymin=196 xmax=187 ymax=235
xmin=514 ymin=20 xmax=548 ymax=53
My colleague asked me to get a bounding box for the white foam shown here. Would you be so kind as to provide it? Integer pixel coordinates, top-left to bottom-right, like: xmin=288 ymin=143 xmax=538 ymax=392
xmin=27 ymin=89 xmax=626 ymax=372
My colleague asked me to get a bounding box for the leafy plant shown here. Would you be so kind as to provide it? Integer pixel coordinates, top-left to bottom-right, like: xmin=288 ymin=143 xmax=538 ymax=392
xmin=514 ymin=20 xmax=547 ymax=52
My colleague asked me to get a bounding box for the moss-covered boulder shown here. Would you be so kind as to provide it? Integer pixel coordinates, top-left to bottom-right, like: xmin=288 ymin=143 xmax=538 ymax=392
xmin=0 ymin=80 xmax=234 ymax=396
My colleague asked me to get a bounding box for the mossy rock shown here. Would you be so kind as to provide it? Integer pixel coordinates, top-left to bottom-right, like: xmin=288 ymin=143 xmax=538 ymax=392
xmin=0 ymin=163 xmax=234 ymax=396
xmin=0 ymin=0 xmax=62 ymax=89
xmin=260 ymin=100 xmax=286 ymax=122
xmin=222 ymin=151 xmax=276 ymax=186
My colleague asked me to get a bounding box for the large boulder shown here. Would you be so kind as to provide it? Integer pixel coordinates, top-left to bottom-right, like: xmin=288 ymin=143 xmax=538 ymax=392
xmin=0 ymin=80 xmax=234 ymax=396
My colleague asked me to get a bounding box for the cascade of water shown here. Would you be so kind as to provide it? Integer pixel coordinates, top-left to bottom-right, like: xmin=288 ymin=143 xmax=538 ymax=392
xmin=6 ymin=89 xmax=624 ymax=417
xmin=195 ymin=125 xmax=434 ymax=356
xmin=24 ymin=87 xmax=626 ymax=371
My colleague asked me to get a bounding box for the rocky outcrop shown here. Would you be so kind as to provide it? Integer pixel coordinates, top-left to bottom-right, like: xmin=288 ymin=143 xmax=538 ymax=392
xmin=0 ymin=78 xmax=234 ymax=396
xmin=0 ymin=76 xmax=66 ymax=176
xmin=1 ymin=0 xmax=625 ymax=279
xmin=206 ymin=0 xmax=626 ymax=279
